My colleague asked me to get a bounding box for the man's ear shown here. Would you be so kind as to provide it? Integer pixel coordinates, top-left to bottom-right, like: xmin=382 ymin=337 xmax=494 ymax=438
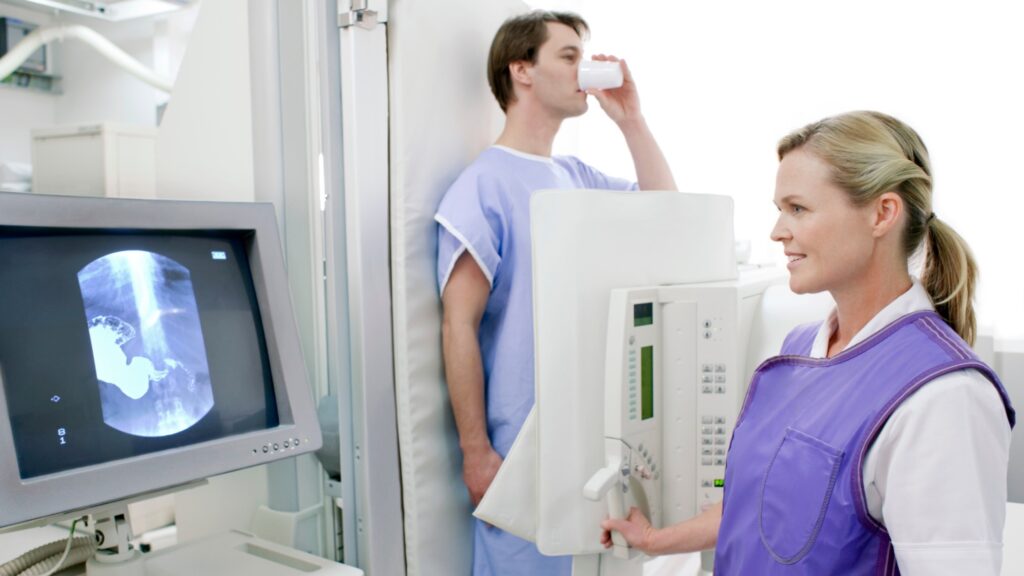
xmin=509 ymin=60 xmax=533 ymax=87
xmin=872 ymin=191 xmax=904 ymax=239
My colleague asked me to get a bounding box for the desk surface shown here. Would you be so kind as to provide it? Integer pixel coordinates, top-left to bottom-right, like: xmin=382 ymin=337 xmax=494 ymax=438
xmin=1004 ymin=502 xmax=1024 ymax=574
xmin=4 ymin=503 xmax=1023 ymax=575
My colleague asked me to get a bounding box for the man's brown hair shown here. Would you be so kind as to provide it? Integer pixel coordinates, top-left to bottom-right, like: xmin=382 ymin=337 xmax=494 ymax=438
xmin=487 ymin=11 xmax=589 ymax=113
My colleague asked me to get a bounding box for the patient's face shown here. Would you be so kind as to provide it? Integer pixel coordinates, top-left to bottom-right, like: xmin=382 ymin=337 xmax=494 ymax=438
xmin=525 ymin=22 xmax=589 ymax=119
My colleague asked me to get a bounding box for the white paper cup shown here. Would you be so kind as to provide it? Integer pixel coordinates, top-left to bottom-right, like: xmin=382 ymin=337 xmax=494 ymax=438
xmin=578 ymin=60 xmax=624 ymax=91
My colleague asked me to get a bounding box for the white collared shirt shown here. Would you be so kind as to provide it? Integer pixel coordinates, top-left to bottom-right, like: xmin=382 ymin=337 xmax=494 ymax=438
xmin=810 ymin=280 xmax=1011 ymax=575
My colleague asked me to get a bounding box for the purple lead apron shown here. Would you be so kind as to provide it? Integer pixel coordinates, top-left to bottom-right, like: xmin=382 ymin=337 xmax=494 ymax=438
xmin=715 ymin=311 xmax=1015 ymax=575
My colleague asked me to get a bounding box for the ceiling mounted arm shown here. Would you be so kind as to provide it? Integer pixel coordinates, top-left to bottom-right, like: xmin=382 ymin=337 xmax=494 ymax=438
xmin=0 ymin=23 xmax=173 ymax=93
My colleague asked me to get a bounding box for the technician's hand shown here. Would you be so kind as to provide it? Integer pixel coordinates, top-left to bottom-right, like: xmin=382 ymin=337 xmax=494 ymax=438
xmin=587 ymin=55 xmax=642 ymax=127
xmin=601 ymin=506 xmax=655 ymax=554
xmin=463 ymin=446 xmax=503 ymax=506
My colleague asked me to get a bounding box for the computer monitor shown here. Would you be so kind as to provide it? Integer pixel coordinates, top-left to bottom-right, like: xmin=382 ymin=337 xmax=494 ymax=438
xmin=0 ymin=191 xmax=322 ymax=530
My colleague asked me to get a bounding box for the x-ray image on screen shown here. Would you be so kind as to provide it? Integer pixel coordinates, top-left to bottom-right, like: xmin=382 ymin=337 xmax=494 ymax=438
xmin=78 ymin=250 xmax=214 ymax=437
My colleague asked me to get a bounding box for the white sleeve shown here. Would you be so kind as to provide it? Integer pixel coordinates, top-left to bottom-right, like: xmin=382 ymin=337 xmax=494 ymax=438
xmin=862 ymin=369 xmax=1011 ymax=576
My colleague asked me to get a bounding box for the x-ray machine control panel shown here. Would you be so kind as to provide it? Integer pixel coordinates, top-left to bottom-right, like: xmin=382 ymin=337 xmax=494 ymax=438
xmin=584 ymin=288 xmax=662 ymax=559
xmin=583 ymin=276 xmax=785 ymax=560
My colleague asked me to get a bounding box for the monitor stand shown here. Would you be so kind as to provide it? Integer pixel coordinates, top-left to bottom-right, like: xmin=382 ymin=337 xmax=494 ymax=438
xmin=82 ymin=508 xmax=361 ymax=576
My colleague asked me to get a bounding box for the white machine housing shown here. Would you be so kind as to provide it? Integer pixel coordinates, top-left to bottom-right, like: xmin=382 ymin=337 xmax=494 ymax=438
xmin=659 ymin=267 xmax=795 ymax=525
xmin=507 ymin=188 xmax=838 ymax=565
xmin=529 ymin=189 xmax=737 ymax=557
xmin=585 ymin=268 xmax=794 ymax=559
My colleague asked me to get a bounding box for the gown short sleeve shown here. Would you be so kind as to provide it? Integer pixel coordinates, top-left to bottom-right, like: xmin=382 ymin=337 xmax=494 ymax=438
xmin=434 ymin=172 xmax=506 ymax=295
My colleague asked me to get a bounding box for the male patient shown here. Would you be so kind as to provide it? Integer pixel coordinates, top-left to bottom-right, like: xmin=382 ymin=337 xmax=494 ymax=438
xmin=435 ymin=10 xmax=676 ymax=575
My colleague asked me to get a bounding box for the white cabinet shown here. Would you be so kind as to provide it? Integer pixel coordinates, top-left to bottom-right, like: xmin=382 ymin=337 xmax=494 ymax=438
xmin=31 ymin=122 xmax=157 ymax=198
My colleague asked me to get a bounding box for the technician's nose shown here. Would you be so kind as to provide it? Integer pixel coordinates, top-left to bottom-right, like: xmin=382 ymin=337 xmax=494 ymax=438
xmin=770 ymin=215 xmax=789 ymax=243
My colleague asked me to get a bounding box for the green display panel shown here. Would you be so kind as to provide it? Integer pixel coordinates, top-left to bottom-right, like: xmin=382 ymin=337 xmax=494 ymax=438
xmin=641 ymin=345 xmax=654 ymax=420
xmin=633 ymin=302 xmax=653 ymax=327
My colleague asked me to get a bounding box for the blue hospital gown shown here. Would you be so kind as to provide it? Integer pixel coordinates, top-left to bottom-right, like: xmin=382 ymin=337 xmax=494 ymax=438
xmin=435 ymin=146 xmax=636 ymax=576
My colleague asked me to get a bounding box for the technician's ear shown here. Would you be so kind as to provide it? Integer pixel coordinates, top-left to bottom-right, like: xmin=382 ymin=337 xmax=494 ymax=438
xmin=872 ymin=191 xmax=904 ymax=238
xmin=509 ymin=60 xmax=533 ymax=86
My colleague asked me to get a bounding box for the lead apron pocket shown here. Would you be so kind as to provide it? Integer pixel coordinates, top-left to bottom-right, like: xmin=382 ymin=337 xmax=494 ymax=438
xmin=759 ymin=427 xmax=844 ymax=564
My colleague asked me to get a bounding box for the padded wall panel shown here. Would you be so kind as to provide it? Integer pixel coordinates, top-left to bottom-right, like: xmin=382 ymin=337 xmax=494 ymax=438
xmin=387 ymin=1 xmax=527 ymax=574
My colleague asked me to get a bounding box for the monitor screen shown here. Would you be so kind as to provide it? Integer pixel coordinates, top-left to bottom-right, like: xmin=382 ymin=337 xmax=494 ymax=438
xmin=0 ymin=231 xmax=278 ymax=479
xmin=0 ymin=192 xmax=321 ymax=530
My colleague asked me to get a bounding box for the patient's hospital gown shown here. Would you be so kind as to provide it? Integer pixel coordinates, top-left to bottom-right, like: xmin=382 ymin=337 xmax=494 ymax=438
xmin=435 ymin=146 xmax=635 ymax=576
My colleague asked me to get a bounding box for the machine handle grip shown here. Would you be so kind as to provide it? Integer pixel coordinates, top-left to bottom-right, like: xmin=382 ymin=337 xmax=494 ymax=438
xmin=606 ymin=479 xmax=629 ymax=558
xmin=583 ymin=465 xmax=618 ymax=501
xmin=585 ymin=461 xmax=632 ymax=558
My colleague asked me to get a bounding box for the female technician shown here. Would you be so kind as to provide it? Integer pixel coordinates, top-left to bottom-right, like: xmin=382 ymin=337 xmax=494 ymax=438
xmin=602 ymin=111 xmax=1015 ymax=575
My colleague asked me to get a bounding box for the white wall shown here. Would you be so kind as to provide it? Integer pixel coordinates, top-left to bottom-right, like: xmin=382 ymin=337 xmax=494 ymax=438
xmin=0 ymin=5 xmax=55 ymax=163
xmin=0 ymin=84 xmax=55 ymax=164
xmin=997 ymin=342 xmax=1024 ymax=503
xmin=535 ymin=0 xmax=1024 ymax=339
xmin=53 ymin=13 xmax=163 ymax=126
xmin=995 ymin=340 xmax=1024 ymax=502
xmin=153 ymin=5 xmax=199 ymax=112
xmin=154 ymin=0 xmax=255 ymax=202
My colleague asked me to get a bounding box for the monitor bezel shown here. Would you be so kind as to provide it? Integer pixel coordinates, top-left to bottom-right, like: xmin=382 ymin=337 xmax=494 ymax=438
xmin=0 ymin=191 xmax=322 ymax=531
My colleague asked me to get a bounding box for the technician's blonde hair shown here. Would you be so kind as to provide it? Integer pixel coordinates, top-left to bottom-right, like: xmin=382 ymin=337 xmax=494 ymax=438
xmin=777 ymin=111 xmax=978 ymax=345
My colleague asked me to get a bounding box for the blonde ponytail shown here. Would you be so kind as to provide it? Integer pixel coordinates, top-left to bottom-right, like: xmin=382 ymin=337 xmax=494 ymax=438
xmin=923 ymin=216 xmax=978 ymax=345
